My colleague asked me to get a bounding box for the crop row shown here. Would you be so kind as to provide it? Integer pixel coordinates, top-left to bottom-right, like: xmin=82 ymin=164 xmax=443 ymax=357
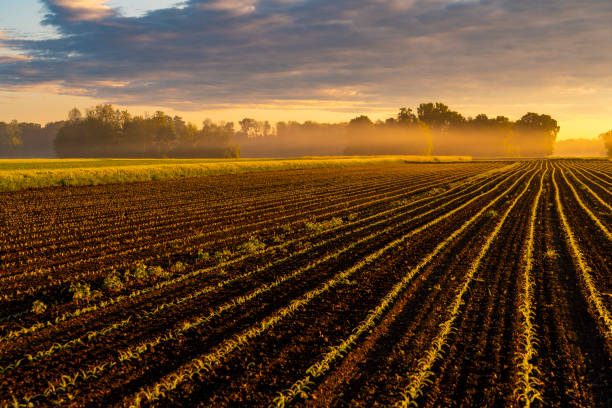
xmin=393 ymin=165 xmax=539 ymax=408
xmin=3 ymin=164 xmax=484 ymax=244
xmin=514 ymin=165 xmax=547 ymax=407
xmin=1 ymin=168 xmax=443 ymax=265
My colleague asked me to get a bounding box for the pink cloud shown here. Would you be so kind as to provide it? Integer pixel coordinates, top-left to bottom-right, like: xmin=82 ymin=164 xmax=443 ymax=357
xmin=47 ymin=0 xmax=113 ymax=21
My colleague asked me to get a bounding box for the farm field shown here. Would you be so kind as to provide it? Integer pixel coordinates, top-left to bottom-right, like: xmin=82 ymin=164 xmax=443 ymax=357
xmin=0 ymin=159 xmax=610 ymax=407
xmin=0 ymin=156 xmax=470 ymax=192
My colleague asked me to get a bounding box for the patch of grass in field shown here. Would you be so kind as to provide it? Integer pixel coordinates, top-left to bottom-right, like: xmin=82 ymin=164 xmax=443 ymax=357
xmin=0 ymin=158 xmax=242 ymax=171
xmin=0 ymin=156 xmax=471 ymax=191
xmin=30 ymin=300 xmax=47 ymax=315
xmin=238 ymin=236 xmax=266 ymax=254
xmin=305 ymin=216 xmax=344 ymax=233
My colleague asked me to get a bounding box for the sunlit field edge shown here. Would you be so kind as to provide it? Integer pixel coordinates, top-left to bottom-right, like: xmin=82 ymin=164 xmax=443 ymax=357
xmin=0 ymin=155 xmax=472 ymax=191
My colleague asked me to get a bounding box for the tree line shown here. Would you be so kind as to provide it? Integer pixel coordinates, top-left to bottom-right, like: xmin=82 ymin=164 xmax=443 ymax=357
xmin=0 ymin=120 xmax=63 ymax=158
xmin=2 ymin=102 xmax=608 ymax=158
xmin=53 ymin=105 xmax=239 ymax=158
xmin=237 ymin=102 xmax=564 ymax=158
xmin=600 ymin=130 xmax=612 ymax=157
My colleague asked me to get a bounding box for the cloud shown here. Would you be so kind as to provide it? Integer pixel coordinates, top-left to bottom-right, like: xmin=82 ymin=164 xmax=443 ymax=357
xmin=0 ymin=55 xmax=32 ymax=64
xmin=202 ymin=0 xmax=258 ymax=15
xmin=0 ymin=0 xmax=610 ymax=113
xmin=45 ymin=0 xmax=114 ymax=21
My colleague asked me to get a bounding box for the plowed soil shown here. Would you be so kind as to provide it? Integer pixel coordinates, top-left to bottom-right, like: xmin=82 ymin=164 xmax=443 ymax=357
xmin=0 ymin=160 xmax=609 ymax=408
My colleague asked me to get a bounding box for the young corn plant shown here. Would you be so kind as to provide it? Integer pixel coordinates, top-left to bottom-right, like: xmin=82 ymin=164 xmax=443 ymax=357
xmin=214 ymin=249 xmax=233 ymax=263
xmin=150 ymin=265 xmax=171 ymax=279
xmin=304 ymin=217 xmax=343 ymax=233
xmin=69 ymin=282 xmax=94 ymax=303
xmin=196 ymin=249 xmax=210 ymax=261
xmin=238 ymin=236 xmax=266 ymax=254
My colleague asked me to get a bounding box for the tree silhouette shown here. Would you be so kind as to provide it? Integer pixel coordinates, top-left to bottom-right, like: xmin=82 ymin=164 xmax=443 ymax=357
xmin=513 ymin=112 xmax=559 ymax=156
xmin=3 ymin=120 xmax=23 ymax=149
xmin=417 ymin=102 xmax=465 ymax=130
xmin=600 ymin=129 xmax=612 ymax=157
xmin=54 ymin=105 xmax=239 ymax=158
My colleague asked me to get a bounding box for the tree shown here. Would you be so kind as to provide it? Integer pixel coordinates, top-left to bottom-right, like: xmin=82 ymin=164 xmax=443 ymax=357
xmin=600 ymin=129 xmax=612 ymax=157
xmin=3 ymin=120 xmax=23 ymax=148
xmin=149 ymin=111 xmax=176 ymax=155
xmin=396 ymin=107 xmax=418 ymax=126
xmin=54 ymin=104 xmax=239 ymax=158
xmin=123 ymin=116 xmax=152 ymax=156
xmin=514 ymin=112 xmax=560 ymax=156
xmin=55 ymin=105 xmax=126 ymax=157
xmin=417 ymin=102 xmax=465 ymax=130
xmin=191 ymin=120 xmax=239 ymax=157
xmin=348 ymin=115 xmax=373 ymax=128
xmin=68 ymin=108 xmax=82 ymax=122
xmin=238 ymin=118 xmax=273 ymax=138
xmin=173 ymin=116 xmax=198 ymax=142
xmin=85 ymin=104 xmax=128 ymax=128
xmin=515 ymin=112 xmax=560 ymax=136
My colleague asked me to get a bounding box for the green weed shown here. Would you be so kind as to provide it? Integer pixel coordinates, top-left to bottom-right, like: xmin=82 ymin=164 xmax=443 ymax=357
xmin=103 ymin=271 xmax=123 ymax=292
xmin=30 ymin=300 xmax=47 ymax=315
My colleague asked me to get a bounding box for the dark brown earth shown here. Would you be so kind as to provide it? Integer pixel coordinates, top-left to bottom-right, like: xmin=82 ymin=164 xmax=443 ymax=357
xmin=0 ymin=160 xmax=609 ymax=408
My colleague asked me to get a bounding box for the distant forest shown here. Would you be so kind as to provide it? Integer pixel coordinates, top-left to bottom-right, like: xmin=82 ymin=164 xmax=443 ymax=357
xmin=1 ymin=102 xmax=609 ymax=158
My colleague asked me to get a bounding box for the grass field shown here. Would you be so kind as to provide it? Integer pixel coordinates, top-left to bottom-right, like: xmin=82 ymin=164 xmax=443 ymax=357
xmin=0 ymin=156 xmax=471 ymax=191
xmin=0 ymin=159 xmax=610 ymax=407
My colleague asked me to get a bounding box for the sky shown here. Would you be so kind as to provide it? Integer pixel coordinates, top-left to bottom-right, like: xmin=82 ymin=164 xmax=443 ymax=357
xmin=0 ymin=0 xmax=611 ymax=140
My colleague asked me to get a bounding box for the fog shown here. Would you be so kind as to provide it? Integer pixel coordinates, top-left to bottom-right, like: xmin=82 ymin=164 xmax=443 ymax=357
xmin=4 ymin=102 xmax=607 ymax=159
xmin=553 ymin=138 xmax=607 ymax=157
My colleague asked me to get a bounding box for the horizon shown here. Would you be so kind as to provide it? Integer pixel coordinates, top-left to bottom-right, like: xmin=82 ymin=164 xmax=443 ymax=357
xmin=0 ymin=102 xmax=610 ymax=145
xmin=1 ymin=1 xmax=611 ymax=141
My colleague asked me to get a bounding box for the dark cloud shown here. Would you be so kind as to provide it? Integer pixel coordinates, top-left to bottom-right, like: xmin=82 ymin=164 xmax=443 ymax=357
xmin=0 ymin=0 xmax=610 ymax=110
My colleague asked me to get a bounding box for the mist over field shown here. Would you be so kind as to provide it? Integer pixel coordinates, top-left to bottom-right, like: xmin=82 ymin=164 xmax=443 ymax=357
xmin=3 ymin=102 xmax=610 ymax=159
xmin=553 ymin=138 xmax=607 ymax=157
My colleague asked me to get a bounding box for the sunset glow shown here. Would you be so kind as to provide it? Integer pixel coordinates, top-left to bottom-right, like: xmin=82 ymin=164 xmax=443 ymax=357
xmin=1 ymin=0 xmax=610 ymax=140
